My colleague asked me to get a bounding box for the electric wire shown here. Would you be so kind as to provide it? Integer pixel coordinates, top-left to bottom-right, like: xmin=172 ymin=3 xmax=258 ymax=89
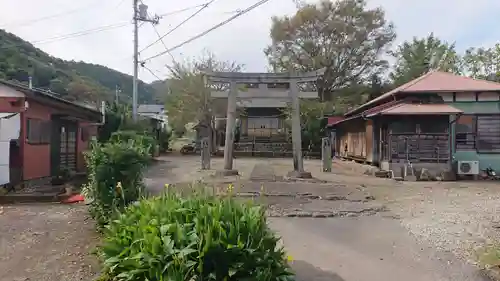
xmin=156 ymin=3 xmax=211 ymax=18
xmin=0 ymin=22 xmax=129 ymax=49
xmin=150 ymin=23 xmax=177 ymax=63
xmin=142 ymin=64 xmax=164 ymax=81
xmin=141 ymin=0 xmax=272 ymax=63
xmin=139 ymin=0 xmax=216 ymax=53
xmin=1 ymin=0 xmax=104 ymax=29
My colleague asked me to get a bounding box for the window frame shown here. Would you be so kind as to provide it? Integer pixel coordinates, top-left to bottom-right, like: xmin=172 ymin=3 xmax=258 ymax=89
xmin=454 ymin=114 xmax=500 ymax=154
xmin=26 ymin=118 xmax=51 ymax=145
xmin=475 ymin=114 xmax=500 ymax=154
xmin=454 ymin=114 xmax=477 ymax=151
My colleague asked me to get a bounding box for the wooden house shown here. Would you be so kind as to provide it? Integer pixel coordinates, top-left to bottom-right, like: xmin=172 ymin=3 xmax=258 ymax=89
xmin=0 ymin=80 xmax=102 ymax=188
xmin=329 ymin=71 xmax=500 ymax=177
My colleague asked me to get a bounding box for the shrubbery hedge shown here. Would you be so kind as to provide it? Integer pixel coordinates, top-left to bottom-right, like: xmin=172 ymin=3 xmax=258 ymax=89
xmin=83 ymin=140 xmax=150 ymax=228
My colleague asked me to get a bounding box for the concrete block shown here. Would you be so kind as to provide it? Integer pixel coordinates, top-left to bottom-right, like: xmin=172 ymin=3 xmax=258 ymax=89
xmin=286 ymin=170 xmax=313 ymax=179
xmin=215 ymin=169 xmax=239 ymax=177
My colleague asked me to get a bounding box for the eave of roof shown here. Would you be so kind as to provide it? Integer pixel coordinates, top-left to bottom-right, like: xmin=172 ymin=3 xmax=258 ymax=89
xmin=0 ymin=79 xmax=101 ymax=117
xmin=367 ymin=103 xmax=463 ymax=116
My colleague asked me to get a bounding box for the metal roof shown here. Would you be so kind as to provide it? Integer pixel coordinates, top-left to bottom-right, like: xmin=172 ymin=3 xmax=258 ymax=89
xmin=346 ymin=71 xmax=500 ymax=116
xmin=138 ymin=104 xmax=164 ymax=113
xmin=367 ymin=103 xmax=463 ymax=116
xmin=0 ymin=79 xmax=100 ymax=115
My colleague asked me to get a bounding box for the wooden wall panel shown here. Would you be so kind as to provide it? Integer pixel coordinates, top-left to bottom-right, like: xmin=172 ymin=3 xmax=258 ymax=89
xmin=365 ymin=120 xmax=373 ymax=162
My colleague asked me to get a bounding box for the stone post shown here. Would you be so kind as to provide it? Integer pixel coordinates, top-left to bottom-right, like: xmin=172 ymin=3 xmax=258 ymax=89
xmin=219 ymin=81 xmax=239 ymax=176
xmin=201 ymin=137 xmax=210 ymax=170
xmin=287 ymin=79 xmax=312 ymax=178
xmin=322 ymin=137 xmax=332 ymax=172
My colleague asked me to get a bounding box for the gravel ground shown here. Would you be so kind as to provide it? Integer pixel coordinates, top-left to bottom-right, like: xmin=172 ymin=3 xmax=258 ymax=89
xmin=375 ymin=182 xmax=500 ymax=264
xmin=148 ymin=156 xmax=500 ymax=267
xmin=264 ymin=158 xmax=500 ymax=266
xmin=4 ymin=156 xmax=499 ymax=280
xmin=0 ymin=204 xmax=99 ymax=281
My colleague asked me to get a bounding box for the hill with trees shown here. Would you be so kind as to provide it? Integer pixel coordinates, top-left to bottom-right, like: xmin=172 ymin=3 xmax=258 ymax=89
xmin=0 ymin=29 xmax=157 ymax=105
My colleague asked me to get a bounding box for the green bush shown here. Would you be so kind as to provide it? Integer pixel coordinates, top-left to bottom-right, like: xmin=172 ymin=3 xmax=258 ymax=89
xmin=83 ymin=141 xmax=150 ymax=228
xmin=100 ymin=190 xmax=294 ymax=281
xmin=110 ymin=130 xmax=157 ymax=156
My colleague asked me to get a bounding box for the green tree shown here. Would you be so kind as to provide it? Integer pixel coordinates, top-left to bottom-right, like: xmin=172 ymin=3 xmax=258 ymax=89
xmin=264 ymin=0 xmax=395 ymax=100
xmin=164 ymin=51 xmax=243 ymax=143
xmin=462 ymin=44 xmax=500 ymax=82
xmin=390 ymin=33 xmax=461 ymax=86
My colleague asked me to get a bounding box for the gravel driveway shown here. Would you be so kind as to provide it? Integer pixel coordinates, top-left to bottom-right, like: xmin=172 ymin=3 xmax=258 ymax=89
xmin=145 ymin=156 xmax=500 ymax=280
xmin=0 ymin=204 xmax=99 ymax=281
xmin=4 ymin=156 xmax=495 ymax=281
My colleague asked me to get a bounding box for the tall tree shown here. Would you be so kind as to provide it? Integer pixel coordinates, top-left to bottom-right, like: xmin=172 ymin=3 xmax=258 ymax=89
xmin=265 ymin=0 xmax=396 ymax=100
xmin=164 ymin=51 xmax=243 ymax=138
xmin=462 ymin=44 xmax=500 ymax=82
xmin=390 ymin=33 xmax=461 ymax=86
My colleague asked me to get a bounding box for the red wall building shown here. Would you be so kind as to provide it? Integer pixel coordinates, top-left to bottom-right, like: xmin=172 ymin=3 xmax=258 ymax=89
xmin=0 ymin=80 xmax=102 ymax=184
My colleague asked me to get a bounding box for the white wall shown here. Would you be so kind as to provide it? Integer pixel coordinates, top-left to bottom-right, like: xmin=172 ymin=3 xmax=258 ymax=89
xmin=0 ymin=113 xmax=21 ymax=186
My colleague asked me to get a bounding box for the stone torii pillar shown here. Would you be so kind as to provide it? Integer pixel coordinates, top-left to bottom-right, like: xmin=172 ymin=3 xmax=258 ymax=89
xmin=203 ymin=69 xmax=325 ymax=178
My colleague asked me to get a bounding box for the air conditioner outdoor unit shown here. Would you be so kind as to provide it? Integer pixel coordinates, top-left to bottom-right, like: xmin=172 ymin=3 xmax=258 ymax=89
xmin=457 ymin=161 xmax=480 ymax=175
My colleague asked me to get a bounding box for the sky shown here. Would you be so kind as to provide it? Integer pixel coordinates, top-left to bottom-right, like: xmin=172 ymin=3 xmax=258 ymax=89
xmin=1 ymin=0 xmax=500 ymax=83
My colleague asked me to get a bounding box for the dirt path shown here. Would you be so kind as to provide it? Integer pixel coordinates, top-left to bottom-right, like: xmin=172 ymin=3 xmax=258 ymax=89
xmin=0 ymin=204 xmax=99 ymax=281
xmin=144 ymin=156 xmax=497 ymax=280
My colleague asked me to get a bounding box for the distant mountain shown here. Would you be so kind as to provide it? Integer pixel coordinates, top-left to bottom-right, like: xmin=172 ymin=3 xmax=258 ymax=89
xmin=150 ymin=79 xmax=171 ymax=99
xmin=0 ymin=29 xmax=159 ymax=105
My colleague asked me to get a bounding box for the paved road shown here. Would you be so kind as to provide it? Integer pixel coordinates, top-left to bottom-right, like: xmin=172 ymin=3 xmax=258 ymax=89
xmin=144 ymin=156 xmax=490 ymax=281
xmin=272 ymin=216 xmax=488 ymax=281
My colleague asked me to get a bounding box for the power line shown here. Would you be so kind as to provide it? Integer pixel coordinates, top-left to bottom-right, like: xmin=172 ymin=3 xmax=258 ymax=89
xmin=156 ymin=3 xmax=211 ymax=17
xmin=150 ymin=23 xmax=177 ymax=63
xmin=0 ymin=0 xmax=103 ymax=29
xmin=139 ymin=0 xmax=216 ymax=53
xmin=141 ymin=64 xmax=164 ymax=81
xmin=142 ymin=0 xmax=272 ymax=62
xmin=108 ymin=3 xmax=213 ymax=63
xmin=0 ymin=22 xmax=129 ymax=49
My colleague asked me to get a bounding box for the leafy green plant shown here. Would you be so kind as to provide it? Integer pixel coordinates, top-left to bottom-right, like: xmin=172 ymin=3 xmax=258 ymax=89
xmin=83 ymin=141 xmax=150 ymax=228
xmin=110 ymin=130 xmax=157 ymax=157
xmin=99 ymin=189 xmax=294 ymax=281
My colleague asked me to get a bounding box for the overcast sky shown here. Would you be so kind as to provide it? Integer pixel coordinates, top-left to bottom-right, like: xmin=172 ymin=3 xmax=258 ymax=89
xmin=1 ymin=0 xmax=500 ymax=83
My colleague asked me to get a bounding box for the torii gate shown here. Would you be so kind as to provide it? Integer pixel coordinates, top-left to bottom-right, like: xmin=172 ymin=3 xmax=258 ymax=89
xmin=204 ymin=69 xmax=325 ymax=178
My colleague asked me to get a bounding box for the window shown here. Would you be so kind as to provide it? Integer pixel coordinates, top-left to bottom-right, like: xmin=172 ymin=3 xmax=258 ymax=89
xmin=455 ymin=115 xmax=476 ymax=150
xmin=476 ymin=115 xmax=500 ymax=152
xmin=26 ymin=118 xmax=51 ymax=144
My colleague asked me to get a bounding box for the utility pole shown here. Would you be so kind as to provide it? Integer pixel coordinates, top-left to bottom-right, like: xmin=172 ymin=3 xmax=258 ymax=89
xmin=132 ymin=0 xmax=159 ymax=121
xmin=115 ymin=85 xmax=121 ymax=103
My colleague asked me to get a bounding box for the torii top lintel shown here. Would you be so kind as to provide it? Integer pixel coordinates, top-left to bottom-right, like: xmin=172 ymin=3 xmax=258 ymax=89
xmin=202 ymin=68 xmax=325 ymax=84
